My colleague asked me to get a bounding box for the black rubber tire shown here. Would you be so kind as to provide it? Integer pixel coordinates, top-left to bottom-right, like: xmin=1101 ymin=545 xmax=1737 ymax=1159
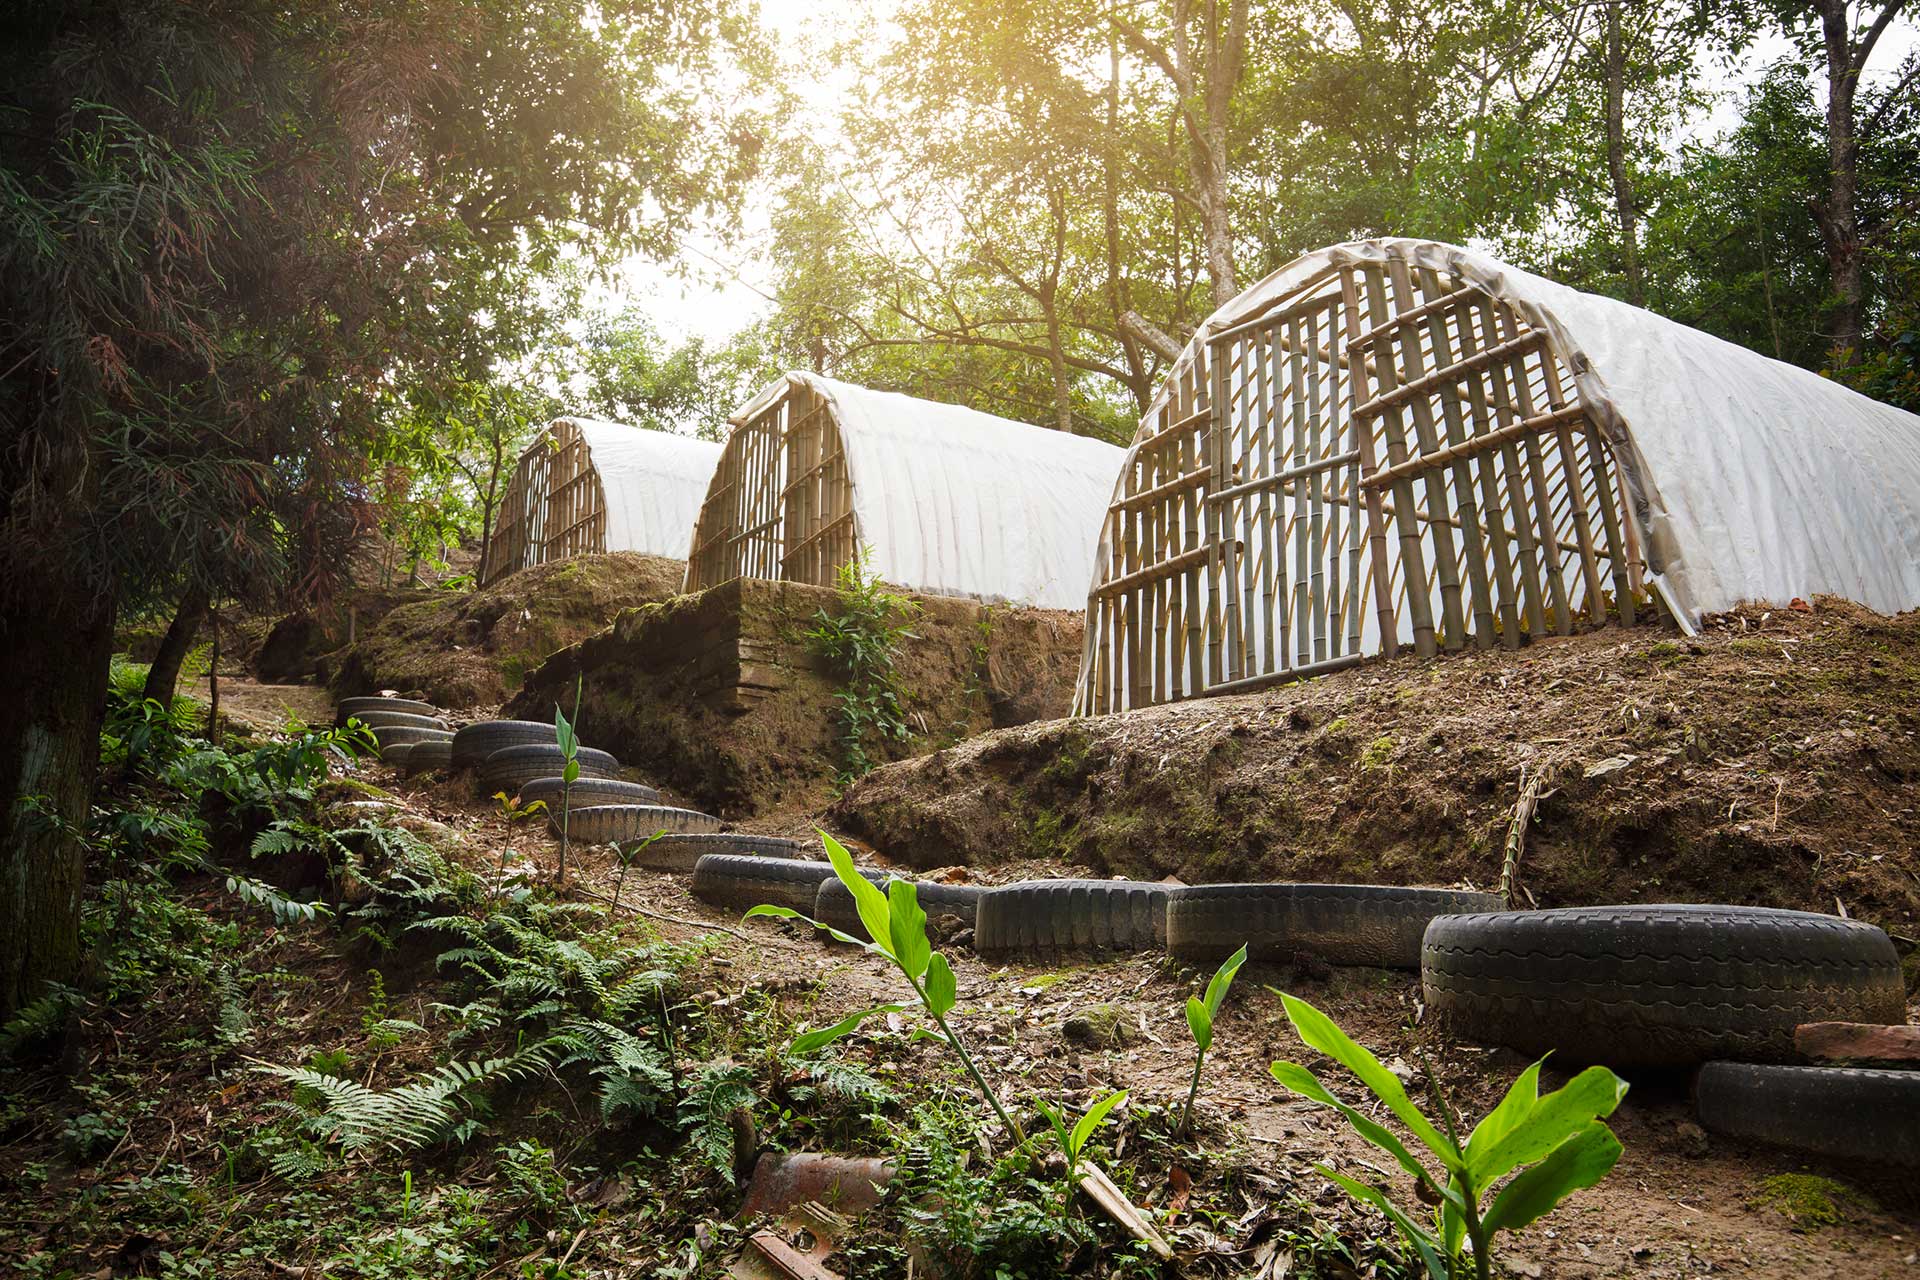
xmin=815 ymin=878 xmax=984 ymax=939
xmin=518 ymin=776 xmax=661 ymax=810
xmin=624 ymin=833 xmax=806 ymax=872
xmin=973 ymin=880 xmax=1169 ymax=960
xmin=692 ymin=854 xmax=880 ymax=914
xmin=562 ymin=804 xmax=725 ymax=844
xmin=1422 ymin=905 xmax=1905 ymax=1068
xmin=381 ymin=742 xmax=415 ymax=767
xmin=477 ymin=743 xmax=618 ymax=791
xmin=340 ymin=709 xmax=449 ymax=732
xmin=451 ymin=720 xmax=561 ymax=769
xmin=1695 ymin=1062 xmax=1920 ymax=1167
xmin=403 ymin=739 xmax=452 ymax=776
xmin=372 ymin=724 xmax=455 ymax=751
xmin=1167 ymin=883 xmax=1503 ymax=968
xmin=337 ymin=696 xmax=439 ymax=725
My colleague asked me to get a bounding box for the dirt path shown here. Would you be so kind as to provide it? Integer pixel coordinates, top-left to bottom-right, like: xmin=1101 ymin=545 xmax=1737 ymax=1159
xmin=363 ymin=755 xmax=1920 ymax=1279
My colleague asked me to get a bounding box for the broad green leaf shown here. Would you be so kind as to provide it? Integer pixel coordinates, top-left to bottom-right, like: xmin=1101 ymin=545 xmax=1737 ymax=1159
xmin=888 ymin=880 xmax=930 ymax=979
xmin=554 ymin=703 xmax=577 ymax=756
xmin=1069 ymin=1089 xmax=1128 ymax=1158
xmin=742 ymin=904 xmax=876 ymax=951
xmin=1319 ymin=1165 xmax=1447 ymax=1280
xmin=1441 ymin=1182 xmax=1466 ymax=1257
xmin=1465 ymin=1059 xmax=1543 ymax=1162
xmin=924 ymin=952 xmax=956 ymax=1017
xmin=823 ymin=831 xmax=892 ymax=959
xmin=563 ymin=759 xmax=580 ymax=784
xmin=1035 ymin=1099 xmax=1070 ymax=1149
xmin=1480 ymin=1122 xmax=1622 ymax=1235
xmin=1468 ymin=1066 xmax=1628 ymax=1185
xmin=1203 ymin=944 xmax=1249 ymax=1017
xmin=1279 ymin=993 xmax=1455 ymax=1161
xmin=1186 ymin=996 xmax=1212 ymax=1052
xmin=790 ymin=1003 xmax=904 ymax=1055
xmin=1271 ymin=1062 xmax=1455 ymax=1208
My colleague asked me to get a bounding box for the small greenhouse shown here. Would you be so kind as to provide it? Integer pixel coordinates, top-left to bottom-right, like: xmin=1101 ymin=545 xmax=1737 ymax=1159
xmin=684 ymin=372 xmax=1125 ymax=610
xmin=1075 ymin=237 xmax=1920 ymax=715
xmin=482 ymin=418 xmax=723 ymax=586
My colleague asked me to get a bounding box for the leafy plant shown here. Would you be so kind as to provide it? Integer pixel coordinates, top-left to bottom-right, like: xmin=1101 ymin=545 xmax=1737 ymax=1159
xmin=260 ymin=1041 xmax=560 ymax=1154
xmin=677 ymin=1062 xmax=757 ymax=1180
xmin=1181 ymin=943 xmax=1248 ymax=1136
xmin=1035 ymin=1089 xmax=1128 ymax=1207
xmin=491 ymin=790 xmax=549 ymax=903
xmin=746 ymin=831 xmax=1023 ymax=1143
xmin=807 ymin=551 xmax=919 ymax=785
xmin=553 ymin=676 xmax=583 ymax=887
xmin=1268 ymin=993 xmax=1627 ymax=1280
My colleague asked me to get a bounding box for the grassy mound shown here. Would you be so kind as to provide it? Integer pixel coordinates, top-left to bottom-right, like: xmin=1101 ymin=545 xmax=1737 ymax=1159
xmin=328 ymin=553 xmax=686 ymax=708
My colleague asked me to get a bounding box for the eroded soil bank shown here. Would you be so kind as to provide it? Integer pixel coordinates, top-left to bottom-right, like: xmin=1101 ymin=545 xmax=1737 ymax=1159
xmin=833 ymin=599 xmax=1920 ymax=946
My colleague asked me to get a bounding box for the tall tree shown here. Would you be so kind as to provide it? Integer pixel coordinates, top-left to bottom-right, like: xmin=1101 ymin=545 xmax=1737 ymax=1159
xmin=0 ymin=0 xmax=760 ymax=1013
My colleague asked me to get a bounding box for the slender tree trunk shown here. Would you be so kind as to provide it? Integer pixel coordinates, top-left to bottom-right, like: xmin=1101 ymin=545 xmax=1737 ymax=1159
xmin=1 ymin=586 xmax=114 ymax=1015
xmin=1603 ymin=1 xmax=1645 ymax=307
xmin=142 ymin=583 xmax=210 ymax=708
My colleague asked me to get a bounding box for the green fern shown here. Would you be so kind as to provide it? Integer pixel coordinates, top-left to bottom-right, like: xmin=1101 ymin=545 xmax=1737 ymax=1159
xmin=260 ymin=1039 xmax=559 ymax=1153
xmin=556 ymin=1020 xmax=675 ymax=1124
xmin=790 ymin=1059 xmax=895 ymax=1111
xmin=678 ymin=1063 xmax=756 ymax=1181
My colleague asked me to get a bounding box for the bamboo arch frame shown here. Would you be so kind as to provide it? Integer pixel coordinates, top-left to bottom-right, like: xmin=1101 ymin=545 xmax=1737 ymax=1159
xmin=483 ymin=419 xmax=608 ymax=587
xmin=1074 ymin=252 xmax=1650 ymax=715
xmin=685 ymin=379 xmax=857 ymax=593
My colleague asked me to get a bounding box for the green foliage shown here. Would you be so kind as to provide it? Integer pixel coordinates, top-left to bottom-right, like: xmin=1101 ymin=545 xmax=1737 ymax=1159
xmin=748 ymin=831 xmax=1021 ymax=1144
xmin=677 ymin=1062 xmax=758 ymax=1181
xmin=553 ymin=677 xmax=583 ymax=885
xmin=1180 ymin=943 xmax=1248 ymax=1135
xmin=1268 ymin=993 xmax=1627 ymax=1280
xmin=808 ymin=553 xmax=920 ymax=786
xmin=1036 ymin=1089 xmax=1128 ymax=1205
xmin=262 ymin=1041 xmax=560 ymax=1154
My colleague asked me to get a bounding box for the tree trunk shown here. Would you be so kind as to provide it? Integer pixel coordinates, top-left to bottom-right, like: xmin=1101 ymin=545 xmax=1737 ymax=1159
xmin=1811 ymin=0 xmax=1880 ymax=366
xmin=1604 ymin=1 xmax=1645 ymax=307
xmin=1 ymin=586 xmax=114 ymax=1015
xmin=142 ymin=584 xmax=210 ymax=709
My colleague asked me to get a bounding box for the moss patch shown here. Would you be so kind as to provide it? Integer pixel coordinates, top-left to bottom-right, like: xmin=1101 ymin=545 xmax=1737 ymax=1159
xmin=1750 ymin=1174 xmax=1871 ymax=1232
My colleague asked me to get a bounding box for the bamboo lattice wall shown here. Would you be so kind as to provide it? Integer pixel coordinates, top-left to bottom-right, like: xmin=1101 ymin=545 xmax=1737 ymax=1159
xmin=1076 ymin=258 xmax=1647 ymax=715
xmin=685 ymin=381 xmax=858 ymax=593
xmin=482 ymin=420 xmax=608 ymax=586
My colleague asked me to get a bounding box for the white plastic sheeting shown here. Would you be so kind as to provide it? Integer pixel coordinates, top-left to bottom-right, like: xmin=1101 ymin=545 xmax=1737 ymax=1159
xmin=558 ymin=418 xmax=722 ymax=561
xmin=730 ymin=373 xmax=1126 ymax=609
xmin=1129 ymin=238 xmax=1920 ymax=629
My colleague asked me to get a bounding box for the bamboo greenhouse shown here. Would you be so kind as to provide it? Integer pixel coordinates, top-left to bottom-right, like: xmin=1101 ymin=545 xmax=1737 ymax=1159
xmin=481 ymin=418 xmax=723 ymax=586
xmin=685 ymin=372 xmax=1125 ymax=609
xmin=1075 ymin=238 xmax=1920 ymax=715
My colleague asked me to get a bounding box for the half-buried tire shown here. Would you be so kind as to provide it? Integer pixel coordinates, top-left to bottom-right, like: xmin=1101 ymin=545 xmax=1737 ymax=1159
xmin=815 ymin=878 xmax=983 ymax=940
xmin=373 ymin=724 xmax=455 ymax=752
xmin=693 ymin=854 xmax=877 ymax=914
xmin=562 ymin=804 xmax=725 ymax=844
xmin=1168 ymin=883 xmax=1503 ymax=968
xmin=337 ymin=696 xmax=439 ymax=726
xmin=623 ymin=833 xmax=807 ymax=872
xmin=1422 ymin=905 xmax=1905 ymax=1068
xmin=974 ymin=880 xmax=1169 ymax=960
xmin=518 ymin=776 xmax=661 ymax=810
xmin=477 ymin=744 xmax=618 ymax=792
xmin=382 ymin=742 xmax=415 ymax=767
xmin=404 ymin=739 xmax=452 ymax=776
xmin=341 ymin=709 xmax=449 ymax=732
xmin=1695 ymin=1062 xmax=1920 ymax=1166
xmin=451 ymin=720 xmax=561 ymax=769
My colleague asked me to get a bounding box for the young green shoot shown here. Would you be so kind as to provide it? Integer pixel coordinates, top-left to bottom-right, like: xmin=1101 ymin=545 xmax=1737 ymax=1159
xmin=745 ymin=831 xmax=1025 ymax=1144
xmin=1180 ymin=942 xmax=1248 ymax=1137
xmin=609 ymin=829 xmax=665 ymax=918
xmin=490 ymin=792 xmax=548 ymax=904
xmin=1268 ymin=992 xmax=1627 ymax=1280
xmin=552 ymin=676 xmax=583 ymax=888
xmin=1035 ymin=1088 xmax=1129 ymax=1209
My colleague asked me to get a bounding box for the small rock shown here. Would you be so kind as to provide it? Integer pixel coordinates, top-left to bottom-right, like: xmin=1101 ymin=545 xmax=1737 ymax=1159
xmin=950 ymin=928 xmax=975 ymax=951
xmin=1673 ymin=1119 xmax=1709 ymax=1158
xmin=927 ymin=913 xmax=967 ymax=945
xmin=1062 ymin=1003 xmax=1135 ymax=1048
xmin=1503 ymin=1256 xmax=1543 ymax=1278
xmin=1291 ymin=950 xmax=1333 ymax=983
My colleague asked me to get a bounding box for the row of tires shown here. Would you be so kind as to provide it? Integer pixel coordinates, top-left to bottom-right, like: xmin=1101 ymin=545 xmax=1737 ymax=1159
xmin=683 ymin=852 xmax=1918 ymax=1166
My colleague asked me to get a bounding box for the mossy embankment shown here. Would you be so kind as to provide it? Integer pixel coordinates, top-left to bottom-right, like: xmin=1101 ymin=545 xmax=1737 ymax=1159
xmin=507 ymin=577 xmax=1085 ymax=819
xmin=327 ymin=553 xmax=685 ymax=708
xmin=832 ymin=599 xmax=1920 ymax=944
